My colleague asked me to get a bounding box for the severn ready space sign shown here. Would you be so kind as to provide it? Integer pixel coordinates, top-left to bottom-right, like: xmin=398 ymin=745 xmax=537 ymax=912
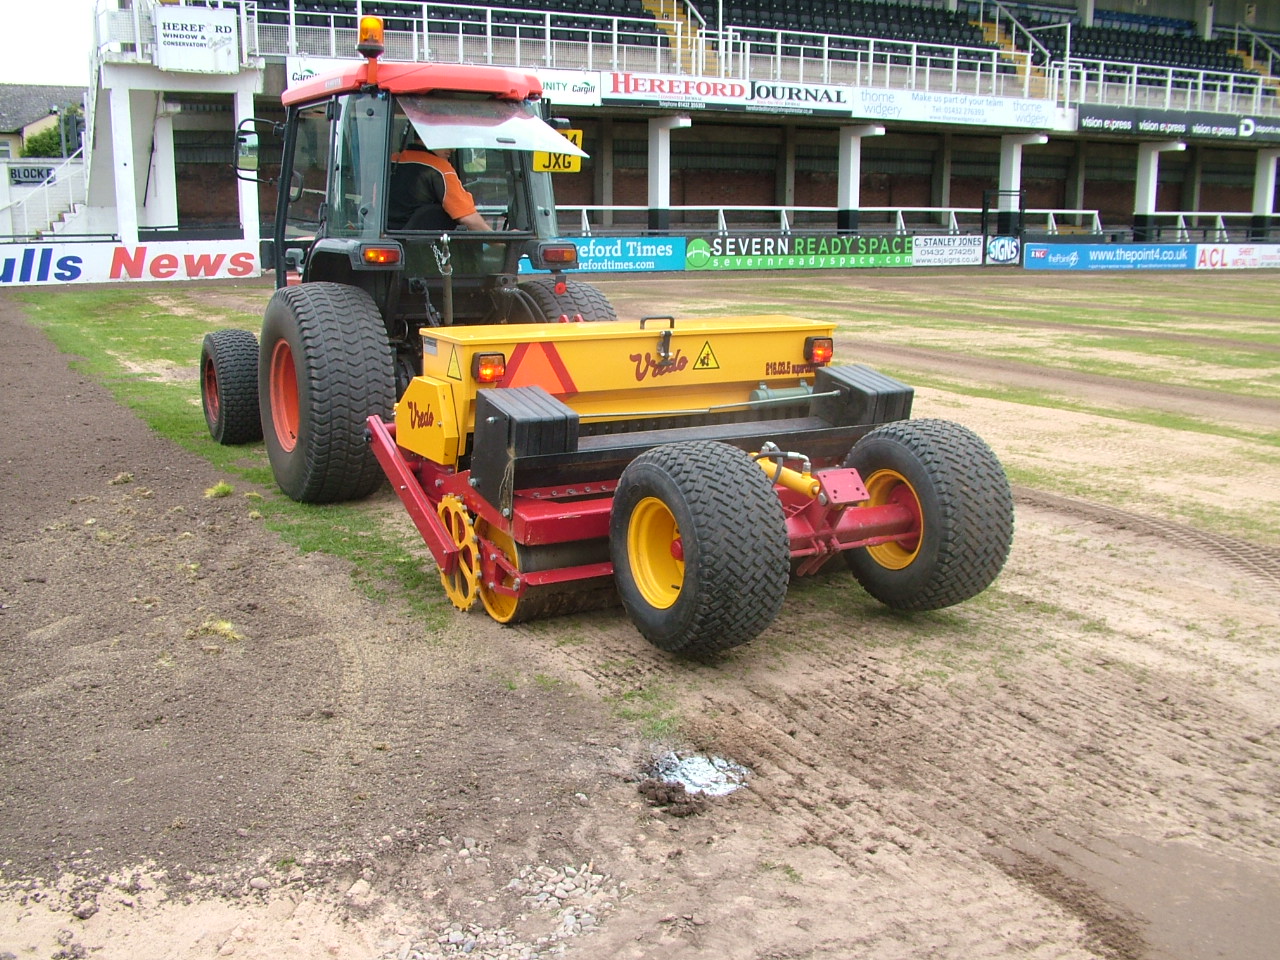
xmin=154 ymin=7 xmax=239 ymax=73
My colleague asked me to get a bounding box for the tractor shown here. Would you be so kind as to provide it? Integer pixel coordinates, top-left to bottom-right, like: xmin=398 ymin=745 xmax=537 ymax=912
xmin=201 ymin=16 xmax=1014 ymax=657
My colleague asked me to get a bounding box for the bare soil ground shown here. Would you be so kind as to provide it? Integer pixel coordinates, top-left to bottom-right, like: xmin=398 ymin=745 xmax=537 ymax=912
xmin=3 ymin=271 xmax=1279 ymax=960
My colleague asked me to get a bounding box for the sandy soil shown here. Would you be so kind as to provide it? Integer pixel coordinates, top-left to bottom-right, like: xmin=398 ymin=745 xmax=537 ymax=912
xmin=2 ymin=272 xmax=1278 ymax=960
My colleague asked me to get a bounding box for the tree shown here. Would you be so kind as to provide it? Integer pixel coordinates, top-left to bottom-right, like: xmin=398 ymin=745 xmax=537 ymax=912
xmin=21 ymin=126 xmax=64 ymax=158
xmin=21 ymin=106 xmax=83 ymax=158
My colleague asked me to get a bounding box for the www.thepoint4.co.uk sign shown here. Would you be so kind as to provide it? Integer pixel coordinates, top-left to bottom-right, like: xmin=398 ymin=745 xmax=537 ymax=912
xmin=0 ymin=241 xmax=260 ymax=286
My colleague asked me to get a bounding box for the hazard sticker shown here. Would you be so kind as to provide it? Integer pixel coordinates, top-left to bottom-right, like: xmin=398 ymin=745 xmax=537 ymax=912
xmin=694 ymin=340 xmax=720 ymax=370
xmin=447 ymin=346 xmax=462 ymax=381
xmin=500 ymin=341 xmax=578 ymax=394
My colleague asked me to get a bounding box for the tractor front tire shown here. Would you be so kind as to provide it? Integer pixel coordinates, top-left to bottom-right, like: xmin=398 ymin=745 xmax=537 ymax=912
xmin=843 ymin=419 xmax=1013 ymax=610
xmin=200 ymin=329 xmax=262 ymax=445
xmin=259 ymin=283 xmax=395 ymax=504
xmin=611 ymin=441 xmax=789 ymax=656
xmin=522 ymin=277 xmax=618 ymax=323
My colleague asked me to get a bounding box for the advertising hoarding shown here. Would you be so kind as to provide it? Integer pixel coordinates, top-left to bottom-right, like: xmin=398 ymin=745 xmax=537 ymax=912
xmin=0 ymin=241 xmax=260 ymax=286
xmin=685 ymin=235 xmax=913 ymax=270
xmin=1076 ymin=104 xmax=1280 ymax=143
xmin=519 ymin=236 xmax=688 ymax=273
xmin=1193 ymin=244 xmax=1280 ymax=269
xmin=1024 ymin=243 xmax=1195 ymax=270
xmin=911 ymin=235 xmax=983 ymax=266
xmin=154 ymin=8 xmax=239 ymax=74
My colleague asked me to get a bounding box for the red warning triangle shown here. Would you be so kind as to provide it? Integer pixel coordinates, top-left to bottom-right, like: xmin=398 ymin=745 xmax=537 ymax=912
xmin=500 ymin=341 xmax=578 ymax=395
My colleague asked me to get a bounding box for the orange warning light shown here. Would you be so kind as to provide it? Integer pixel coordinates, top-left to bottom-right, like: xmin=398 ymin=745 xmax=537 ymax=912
xmin=805 ymin=336 xmax=834 ymax=365
xmin=361 ymin=245 xmax=401 ymax=265
xmin=357 ymin=17 xmax=385 ymax=59
xmin=473 ymin=353 xmax=507 ymax=383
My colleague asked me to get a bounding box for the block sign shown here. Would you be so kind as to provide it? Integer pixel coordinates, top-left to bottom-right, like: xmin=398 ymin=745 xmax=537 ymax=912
xmin=10 ymin=166 xmax=55 ymax=185
xmin=533 ymin=130 xmax=584 ymax=173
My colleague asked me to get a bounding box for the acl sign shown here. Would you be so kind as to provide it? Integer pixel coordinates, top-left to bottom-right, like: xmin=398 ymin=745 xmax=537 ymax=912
xmin=1195 ymin=244 xmax=1280 ymax=269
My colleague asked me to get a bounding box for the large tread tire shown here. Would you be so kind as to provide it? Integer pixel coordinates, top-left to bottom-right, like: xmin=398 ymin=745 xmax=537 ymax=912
xmin=200 ymin=329 xmax=262 ymax=445
xmin=610 ymin=441 xmax=789 ymax=657
xmin=259 ymin=283 xmax=395 ymax=504
xmin=521 ymin=277 xmax=618 ymax=323
xmin=843 ymin=419 xmax=1013 ymax=611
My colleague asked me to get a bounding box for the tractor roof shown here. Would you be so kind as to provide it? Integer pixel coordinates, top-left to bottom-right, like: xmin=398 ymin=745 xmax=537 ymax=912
xmin=282 ymin=61 xmax=543 ymax=108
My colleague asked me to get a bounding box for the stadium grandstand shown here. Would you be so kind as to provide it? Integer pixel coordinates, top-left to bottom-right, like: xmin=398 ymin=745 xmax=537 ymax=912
xmin=3 ymin=0 xmax=1279 ymax=256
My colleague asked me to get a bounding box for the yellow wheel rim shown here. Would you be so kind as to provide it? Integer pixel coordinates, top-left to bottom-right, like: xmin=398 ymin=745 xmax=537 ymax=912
xmin=437 ymin=496 xmax=480 ymax=610
xmin=627 ymin=497 xmax=684 ymax=609
xmin=476 ymin=519 xmax=521 ymax=624
xmin=863 ymin=469 xmax=923 ymax=570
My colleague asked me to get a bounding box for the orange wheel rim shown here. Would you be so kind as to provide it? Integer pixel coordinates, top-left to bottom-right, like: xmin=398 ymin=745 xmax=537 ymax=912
xmin=269 ymin=339 xmax=299 ymax=452
xmin=202 ymin=360 xmax=220 ymax=421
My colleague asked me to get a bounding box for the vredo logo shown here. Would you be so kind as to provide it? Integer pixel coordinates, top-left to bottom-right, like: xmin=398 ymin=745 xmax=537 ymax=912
xmin=0 ymin=247 xmax=83 ymax=283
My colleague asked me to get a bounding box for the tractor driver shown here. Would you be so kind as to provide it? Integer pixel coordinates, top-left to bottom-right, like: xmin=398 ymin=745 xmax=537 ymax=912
xmin=388 ymin=135 xmax=492 ymax=233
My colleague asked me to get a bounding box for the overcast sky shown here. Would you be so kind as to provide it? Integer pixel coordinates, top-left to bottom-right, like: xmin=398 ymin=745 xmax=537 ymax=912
xmin=0 ymin=0 xmax=97 ymax=87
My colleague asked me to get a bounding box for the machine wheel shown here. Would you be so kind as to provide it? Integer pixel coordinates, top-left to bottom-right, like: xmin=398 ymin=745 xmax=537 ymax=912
xmin=610 ymin=441 xmax=789 ymax=656
xmin=438 ymin=496 xmax=481 ymax=611
xmin=259 ymin=283 xmax=395 ymax=504
xmin=200 ymin=329 xmax=262 ymax=445
xmin=476 ymin=518 xmax=615 ymax=625
xmin=521 ymin=277 xmax=618 ymax=323
xmin=843 ymin=419 xmax=1013 ymax=610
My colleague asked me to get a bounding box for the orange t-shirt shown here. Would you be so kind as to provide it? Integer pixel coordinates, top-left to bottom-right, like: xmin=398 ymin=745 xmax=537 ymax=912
xmin=390 ymin=148 xmax=478 ymax=221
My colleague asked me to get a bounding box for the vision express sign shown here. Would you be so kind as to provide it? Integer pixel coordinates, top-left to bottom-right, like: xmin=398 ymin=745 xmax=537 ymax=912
xmin=1077 ymin=104 xmax=1280 ymax=143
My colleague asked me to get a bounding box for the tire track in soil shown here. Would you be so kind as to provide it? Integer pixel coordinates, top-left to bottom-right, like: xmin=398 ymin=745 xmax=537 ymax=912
xmin=841 ymin=341 xmax=1280 ymax=430
xmin=832 ymin=299 xmax=1280 ymax=355
xmin=1014 ymin=486 xmax=1280 ymax=591
xmin=531 ymin=488 xmax=1280 ymax=958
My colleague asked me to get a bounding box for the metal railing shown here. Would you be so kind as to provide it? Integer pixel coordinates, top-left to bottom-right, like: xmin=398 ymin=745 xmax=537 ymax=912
xmin=1051 ymin=56 xmax=1277 ymax=115
xmin=1135 ymin=210 xmax=1274 ymax=243
xmin=1226 ymin=24 xmax=1280 ymax=84
xmin=91 ymin=0 xmax=1280 ymax=115
xmin=558 ymin=204 xmax=1105 ymax=236
xmin=1 ymin=153 xmax=88 ymax=239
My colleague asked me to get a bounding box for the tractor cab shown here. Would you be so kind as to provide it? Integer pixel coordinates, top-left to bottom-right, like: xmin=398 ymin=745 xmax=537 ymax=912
xmin=237 ymin=16 xmax=588 ymax=331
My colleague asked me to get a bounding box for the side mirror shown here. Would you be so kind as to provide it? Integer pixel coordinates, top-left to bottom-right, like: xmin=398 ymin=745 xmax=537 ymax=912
xmin=236 ymin=132 xmax=259 ymax=172
xmin=233 ymin=117 xmax=277 ymax=184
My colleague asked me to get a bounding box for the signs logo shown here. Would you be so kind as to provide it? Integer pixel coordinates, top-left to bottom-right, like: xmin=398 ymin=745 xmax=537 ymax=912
xmin=986 ymin=236 xmax=1021 ymax=264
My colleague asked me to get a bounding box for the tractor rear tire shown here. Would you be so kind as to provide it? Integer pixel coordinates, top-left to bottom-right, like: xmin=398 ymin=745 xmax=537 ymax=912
xmin=843 ymin=419 xmax=1013 ymax=610
xmin=200 ymin=329 xmax=262 ymax=445
xmin=611 ymin=441 xmax=789 ymax=656
xmin=259 ymin=283 xmax=395 ymax=504
xmin=522 ymin=277 xmax=618 ymax=323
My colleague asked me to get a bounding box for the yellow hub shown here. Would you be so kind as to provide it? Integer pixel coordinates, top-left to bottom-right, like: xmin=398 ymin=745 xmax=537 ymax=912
xmin=476 ymin=519 xmax=521 ymax=623
xmin=437 ymin=495 xmax=480 ymax=610
xmin=863 ymin=469 xmax=923 ymax=570
xmin=627 ymin=497 xmax=684 ymax=609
